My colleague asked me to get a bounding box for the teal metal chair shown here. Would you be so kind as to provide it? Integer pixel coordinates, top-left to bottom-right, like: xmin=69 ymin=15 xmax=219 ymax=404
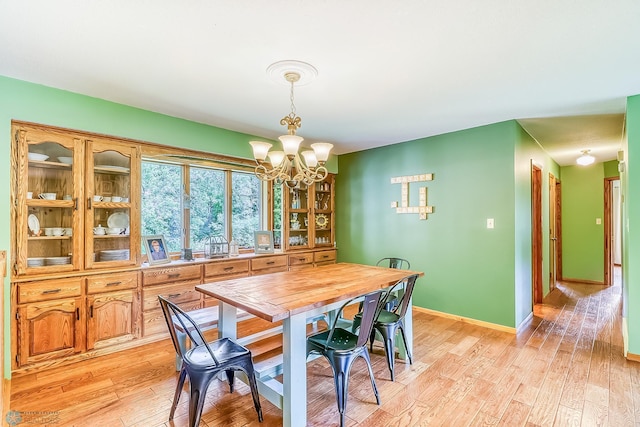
xmin=306 ymin=291 xmax=384 ymax=427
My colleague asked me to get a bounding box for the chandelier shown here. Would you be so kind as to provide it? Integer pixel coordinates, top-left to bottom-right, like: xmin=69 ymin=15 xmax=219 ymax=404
xmin=249 ymin=63 xmax=333 ymax=188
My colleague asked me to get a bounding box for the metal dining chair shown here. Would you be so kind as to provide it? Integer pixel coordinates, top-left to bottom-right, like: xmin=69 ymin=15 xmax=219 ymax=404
xmin=376 ymin=257 xmax=410 ymax=270
xmin=158 ymin=296 xmax=263 ymax=426
xmin=306 ymin=291 xmax=384 ymax=427
xmin=352 ymin=274 xmax=419 ymax=381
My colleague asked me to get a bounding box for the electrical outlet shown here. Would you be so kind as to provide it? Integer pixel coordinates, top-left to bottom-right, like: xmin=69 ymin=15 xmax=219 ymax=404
xmin=487 ymin=218 xmax=494 ymax=229
xmin=596 ymin=218 xmax=601 ymax=225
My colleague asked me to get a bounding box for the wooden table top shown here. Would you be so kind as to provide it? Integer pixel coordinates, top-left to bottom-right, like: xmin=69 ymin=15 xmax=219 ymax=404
xmin=196 ymin=262 xmax=424 ymax=322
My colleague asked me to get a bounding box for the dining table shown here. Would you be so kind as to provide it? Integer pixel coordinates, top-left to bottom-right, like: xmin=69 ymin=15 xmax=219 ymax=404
xmin=196 ymin=262 xmax=424 ymax=427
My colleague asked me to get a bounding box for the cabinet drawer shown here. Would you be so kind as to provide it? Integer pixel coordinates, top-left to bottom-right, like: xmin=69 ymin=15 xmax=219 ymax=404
xmin=251 ymin=255 xmax=288 ymax=271
xmin=142 ymin=264 xmax=201 ymax=286
xmin=87 ymin=271 xmax=138 ymax=294
xmin=289 ymin=253 xmax=314 ymax=266
xmin=142 ymin=280 xmax=201 ymax=311
xmin=143 ymin=301 xmax=201 ymax=336
xmin=314 ymin=250 xmax=336 ymax=263
xmin=18 ymin=277 xmax=83 ymax=304
xmin=251 ymin=265 xmax=289 ymax=276
xmin=204 ymin=259 xmax=249 ymax=278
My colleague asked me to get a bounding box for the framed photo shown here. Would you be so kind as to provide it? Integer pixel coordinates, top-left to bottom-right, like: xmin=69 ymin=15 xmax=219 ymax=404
xmin=254 ymin=231 xmax=274 ymax=254
xmin=143 ymin=235 xmax=171 ymax=265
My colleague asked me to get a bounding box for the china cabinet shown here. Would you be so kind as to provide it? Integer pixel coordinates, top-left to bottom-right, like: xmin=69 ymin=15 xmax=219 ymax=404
xmin=280 ymin=174 xmax=335 ymax=251
xmin=12 ymin=122 xmax=141 ymax=275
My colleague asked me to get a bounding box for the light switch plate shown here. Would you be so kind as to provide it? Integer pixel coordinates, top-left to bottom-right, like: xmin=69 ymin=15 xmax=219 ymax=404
xmin=487 ymin=218 xmax=494 ymax=229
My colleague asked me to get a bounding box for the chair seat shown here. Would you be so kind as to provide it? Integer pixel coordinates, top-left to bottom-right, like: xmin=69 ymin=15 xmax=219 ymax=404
xmin=375 ymin=309 xmax=401 ymax=325
xmin=185 ymin=337 xmax=251 ymax=367
xmin=308 ymin=328 xmax=359 ymax=351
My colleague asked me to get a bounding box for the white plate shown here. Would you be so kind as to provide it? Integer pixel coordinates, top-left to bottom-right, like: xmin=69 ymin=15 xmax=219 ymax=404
xmin=107 ymin=212 xmax=129 ymax=228
xmin=28 ymin=214 xmax=40 ymax=235
xmin=28 ymin=153 xmax=49 ymax=161
xmin=96 ymin=165 xmax=130 ymax=173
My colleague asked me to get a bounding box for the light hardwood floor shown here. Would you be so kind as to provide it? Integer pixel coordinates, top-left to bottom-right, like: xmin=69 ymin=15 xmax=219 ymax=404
xmin=10 ymin=273 xmax=639 ymax=426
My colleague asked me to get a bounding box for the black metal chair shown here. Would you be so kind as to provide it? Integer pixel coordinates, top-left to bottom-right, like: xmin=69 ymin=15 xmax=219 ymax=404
xmin=306 ymin=291 xmax=384 ymax=427
xmin=352 ymin=274 xmax=419 ymax=381
xmin=158 ymin=296 xmax=263 ymax=426
xmin=376 ymin=257 xmax=410 ymax=270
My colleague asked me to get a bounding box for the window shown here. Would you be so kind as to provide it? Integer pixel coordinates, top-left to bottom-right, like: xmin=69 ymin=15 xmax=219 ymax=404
xmin=141 ymin=160 xmax=264 ymax=254
xmin=190 ymin=167 xmax=225 ymax=251
xmin=141 ymin=162 xmax=182 ymax=252
xmin=231 ymin=172 xmax=261 ymax=248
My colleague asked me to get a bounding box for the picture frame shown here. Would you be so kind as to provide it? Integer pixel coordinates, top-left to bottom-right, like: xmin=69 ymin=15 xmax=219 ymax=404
xmin=143 ymin=234 xmax=171 ymax=265
xmin=254 ymin=230 xmax=275 ymax=254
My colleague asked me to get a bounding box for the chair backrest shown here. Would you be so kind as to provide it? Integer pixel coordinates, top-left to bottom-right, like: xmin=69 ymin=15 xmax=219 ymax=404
xmin=325 ymin=291 xmax=383 ymax=349
xmin=158 ymin=296 xmax=220 ymax=365
xmin=386 ymin=274 xmax=419 ymax=319
xmin=356 ymin=291 xmax=384 ymax=347
xmin=376 ymin=257 xmax=410 ymax=270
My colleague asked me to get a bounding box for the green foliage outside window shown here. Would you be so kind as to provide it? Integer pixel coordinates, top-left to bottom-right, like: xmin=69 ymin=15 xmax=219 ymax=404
xmin=141 ymin=162 xmax=182 ymax=252
xmin=231 ymin=172 xmax=261 ymax=247
xmin=190 ymin=167 xmax=225 ymax=251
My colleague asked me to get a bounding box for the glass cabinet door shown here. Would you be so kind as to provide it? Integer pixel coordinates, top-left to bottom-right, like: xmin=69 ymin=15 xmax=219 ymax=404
xmin=285 ymin=183 xmax=310 ymax=250
xmin=85 ymin=138 xmax=140 ymax=269
xmin=312 ymin=176 xmax=334 ymax=248
xmin=15 ymin=126 xmax=83 ymax=275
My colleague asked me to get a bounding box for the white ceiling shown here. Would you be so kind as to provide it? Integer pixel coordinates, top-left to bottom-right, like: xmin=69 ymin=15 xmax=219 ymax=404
xmin=1 ymin=1 xmax=638 ymax=166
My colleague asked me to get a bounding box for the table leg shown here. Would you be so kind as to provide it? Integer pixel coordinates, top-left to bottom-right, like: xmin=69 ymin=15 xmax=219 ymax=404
xmin=282 ymin=311 xmax=307 ymax=427
xmin=218 ymin=301 xmax=237 ymax=340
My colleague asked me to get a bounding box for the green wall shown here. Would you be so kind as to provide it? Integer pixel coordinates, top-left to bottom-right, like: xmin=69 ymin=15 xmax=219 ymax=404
xmin=624 ymin=94 xmax=640 ymax=355
xmin=560 ymin=163 xmax=609 ymax=282
xmin=336 ymin=120 xmax=557 ymax=328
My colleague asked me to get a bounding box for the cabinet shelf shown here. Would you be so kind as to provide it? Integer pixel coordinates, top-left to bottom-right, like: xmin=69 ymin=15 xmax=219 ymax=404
xmin=28 ymin=236 xmax=71 ymax=240
xmin=94 ymin=234 xmax=131 ymax=239
xmin=94 ymin=165 xmax=130 ymax=175
xmin=26 ymin=200 xmax=75 ymax=208
xmin=28 ymin=160 xmax=72 ymax=170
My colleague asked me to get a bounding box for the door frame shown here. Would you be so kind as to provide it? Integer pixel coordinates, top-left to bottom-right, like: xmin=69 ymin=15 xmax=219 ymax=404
xmin=532 ymin=164 xmax=543 ymax=304
xmin=604 ymin=177 xmax=618 ymax=286
xmin=548 ymin=174 xmax=561 ymax=290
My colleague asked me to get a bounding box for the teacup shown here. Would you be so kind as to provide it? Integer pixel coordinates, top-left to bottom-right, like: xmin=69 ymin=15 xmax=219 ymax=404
xmin=44 ymin=228 xmax=54 ymax=236
xmin=93 ymin=195 xmax=103 ymax=202
xmin=39 ymin=193 xmax=56 ymax=200
xmin=64 ymin=227 xmax=73 ymax=236
xmin=111 ymin=196 xmax=122 ymax=202
xmin=121 ymin=197 xmax=129 ymax=202
xmin=51 ymin=227 xmax=64 ymax=236
xmin=27 ymin=192 xmax=33 ymax=199
xmin=93 ymin=226 xmax=106 ymax=235
xmin=107 ymin=227 xmax=124 ymax=235
xmin=102 ymin=196 xmax=112 ymax=202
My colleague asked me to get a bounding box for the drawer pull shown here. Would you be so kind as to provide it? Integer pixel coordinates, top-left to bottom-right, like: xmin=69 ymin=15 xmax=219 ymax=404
xmin=106 ymin=281 xmax=122 ymax=286
xmin=298 ymin=257 xmax=306 ymax=261
xmin=76 ymin=308 xmax=80 ymax=320
xmin=42 ymin=289 xmax=61 ymax=295
xmin=266 ymin=261 xmax=275 ymax=265
xmin=89 ymin=305 xmax=94 ymax=318
xmin=167 ymin=273 xmax=180 ymax=279
xmin=322 ymin=255 xmax=329 ymax=259
xmin=223 ymin=267 xmax=234 ymax=271
xmin=167 ymin=293 xmax=180 ymax=298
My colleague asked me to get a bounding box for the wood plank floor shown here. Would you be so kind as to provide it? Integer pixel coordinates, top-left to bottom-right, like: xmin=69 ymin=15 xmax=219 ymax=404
xmin=10 ymin=273 xmax=639 ymax=426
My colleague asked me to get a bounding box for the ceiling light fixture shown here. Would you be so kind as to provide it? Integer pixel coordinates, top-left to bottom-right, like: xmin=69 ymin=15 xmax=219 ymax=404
xmin=249 ymin=61 xmax=333 ymax=188
xmin=576 ymin=149 xmax=595 ymax=166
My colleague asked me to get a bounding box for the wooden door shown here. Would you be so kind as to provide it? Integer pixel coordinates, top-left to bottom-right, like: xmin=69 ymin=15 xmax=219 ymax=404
xmin=87 ymin=290 xmax=137 ymax=350
xmin=17 ymin=297 xmax=84 ymax=367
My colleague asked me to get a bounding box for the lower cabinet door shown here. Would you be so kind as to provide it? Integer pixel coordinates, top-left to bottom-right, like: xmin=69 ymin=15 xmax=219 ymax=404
xmin=17 ymin=297 xmax=84 ymax=367
xmin=87 ymin=290 xmax=137 ymax=350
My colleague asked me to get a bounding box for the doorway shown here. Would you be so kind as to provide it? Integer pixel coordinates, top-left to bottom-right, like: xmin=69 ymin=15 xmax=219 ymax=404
xmin=604 ymin=178 xmax=621 ymax=286
xmin=532 ymin=164 xmax=543 ymax=304
xmin=549 ymin=174 xmax=561 ymax=291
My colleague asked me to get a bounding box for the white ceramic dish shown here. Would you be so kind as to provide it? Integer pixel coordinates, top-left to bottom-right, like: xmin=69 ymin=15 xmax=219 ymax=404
xmin=57 ymin=156 xmax=73 ymax=164
xmin=107 ymin=212 xmax=129 ymax=228
xmin=28 ymin=153 xmax=49 ymax=161
xmin=27 ymin=214 xmax=40 ymax=235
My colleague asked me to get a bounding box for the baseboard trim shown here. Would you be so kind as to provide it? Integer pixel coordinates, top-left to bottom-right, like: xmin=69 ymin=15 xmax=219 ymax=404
xmin=560 ymin=278 xmax=606 ymax=285
xmin=413 ymin=306 xmax=516 ymax=334
xmin=627 ymin=352 xmax=640 ymax=363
